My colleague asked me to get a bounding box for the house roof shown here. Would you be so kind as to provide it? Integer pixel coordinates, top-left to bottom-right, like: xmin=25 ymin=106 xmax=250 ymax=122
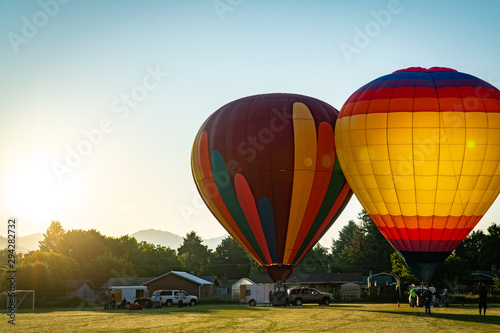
xmin=101 ymin=277 xmax=157 ymax=289
xmin=219 ymin=279 xmax=238 ymax=287
xmin=219 ymin=277 xmax=254 ymax=287
xmin=144 ymin=271 xmax=213 ymax=286
xmin=200 ymin=276 xmax=220 ymax=286
xmin=472 ymin=270 xmax=500 ymax=280
xmin=249 ymin=272 xmax=363 ymax=284
xmin=62 ymin=279 xmax=98 ymax=290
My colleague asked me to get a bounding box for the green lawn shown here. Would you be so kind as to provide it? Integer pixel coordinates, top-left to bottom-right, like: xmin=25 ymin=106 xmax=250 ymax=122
xmin=2 ymin=303 xmax=499 ymax=332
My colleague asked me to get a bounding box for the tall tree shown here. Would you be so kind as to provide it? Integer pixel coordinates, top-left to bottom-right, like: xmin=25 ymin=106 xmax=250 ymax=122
xmin=135 ymin=242 xmax=182 ymax=276
xmin=2 ymin=261 xmax=53 ymax=293
xmin=454 ymin=230 xmax=486 ymax=270
xmin=454 ymin=223 xmax=500 ymax=270
xmin=432 ymin=254 xmax=471 ymax=288
xmin=296 ymin=244 xmax=332 ymax=273
xmin=212 ymin=236 xmax=251 ymax=278
xmin=22 ymin=251 xmax=79 ymax=282
xmin=39 ymin=220 xmax=65 ymax=252
xmin=82 ymin=253 xmax=136 ymax=287
xmin=331 ymin=220 xmax=358 ymax=256
xmin=177 ymin=231 xmax=211 ymax=276
xmin=57 ymin=229 xmax=108 ymax=265
xmin=331 ymin=210 xmax=395 ymax=273
xmin=478 ymin=223 xmax=500 ymax=270
xmin=391 ymin=252 xmax=419 ymax=286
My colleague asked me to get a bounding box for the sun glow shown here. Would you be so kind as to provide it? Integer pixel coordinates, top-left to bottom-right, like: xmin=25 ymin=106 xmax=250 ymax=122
xmin=6 ymin=159 xmax=71 ymax=221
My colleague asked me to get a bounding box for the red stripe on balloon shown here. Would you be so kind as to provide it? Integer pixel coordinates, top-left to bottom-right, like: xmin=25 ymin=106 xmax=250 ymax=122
xmin=377 ymin=226 xmax=475 ymax=241
xmin=234 ymin=173 xmax=273 ymax=264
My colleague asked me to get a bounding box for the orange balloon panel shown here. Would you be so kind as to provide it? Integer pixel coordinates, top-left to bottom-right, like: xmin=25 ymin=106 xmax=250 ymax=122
xmin=335 ymin=67 xmax=500 ymax=281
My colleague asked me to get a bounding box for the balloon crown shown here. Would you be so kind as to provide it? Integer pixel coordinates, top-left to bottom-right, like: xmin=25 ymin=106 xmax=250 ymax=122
xmin=393 ymin=66 xmax=457 ymax=73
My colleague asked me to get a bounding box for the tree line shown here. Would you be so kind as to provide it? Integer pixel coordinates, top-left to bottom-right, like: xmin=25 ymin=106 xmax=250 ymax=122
xmin=0 ymin=221 xmax=253 ymax=293
xmin=1 ymin=213 xmax=499 ymax=294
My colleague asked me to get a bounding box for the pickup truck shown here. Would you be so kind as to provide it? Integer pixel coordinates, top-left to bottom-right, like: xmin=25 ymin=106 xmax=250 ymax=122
xmin=151 ymin=290 xmax=198 ymax=307
xmin=288 ymin=287 xmax=333 ymax=306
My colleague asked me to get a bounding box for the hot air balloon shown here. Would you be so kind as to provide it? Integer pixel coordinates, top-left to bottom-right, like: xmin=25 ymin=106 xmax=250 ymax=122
xmin=191 ymin=93 xmax=352 ymax=283
xmin=335 ymin=67 xmax=500 ymax=281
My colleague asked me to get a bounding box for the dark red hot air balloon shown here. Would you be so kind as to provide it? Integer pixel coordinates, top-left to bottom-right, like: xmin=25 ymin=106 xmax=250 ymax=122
xmin=191 ymin=93 xmax=352 ymax=282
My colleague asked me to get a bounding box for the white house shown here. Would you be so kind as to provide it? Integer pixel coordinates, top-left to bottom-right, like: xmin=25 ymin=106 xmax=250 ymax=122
xmin=62 ymin=279 xmax=99 ymax=302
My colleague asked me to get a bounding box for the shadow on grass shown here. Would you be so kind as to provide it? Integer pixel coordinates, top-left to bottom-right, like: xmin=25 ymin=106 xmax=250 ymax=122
xmin=358 ymin=308 xmax=500 ymax=326
xmin=10 ymin=303 xmax=363 ymax=314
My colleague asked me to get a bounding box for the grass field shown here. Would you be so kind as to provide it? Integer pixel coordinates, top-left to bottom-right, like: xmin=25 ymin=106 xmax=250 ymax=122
xmin=2 ymin=303 xmax=499 ymax=332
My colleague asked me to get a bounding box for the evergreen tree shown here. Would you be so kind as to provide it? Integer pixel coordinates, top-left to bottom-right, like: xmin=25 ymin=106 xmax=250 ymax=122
xmin=177 ymin=231 xmax=211 ymax=275
xmin=39 ymin=220 xmax=65 ymax=252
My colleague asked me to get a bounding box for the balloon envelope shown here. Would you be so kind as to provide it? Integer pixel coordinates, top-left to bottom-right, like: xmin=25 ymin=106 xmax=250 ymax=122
xmin=191 ymin=93 xmax=352 ymax=282
xmin=335 ymin=67 xmax=500 ymax=281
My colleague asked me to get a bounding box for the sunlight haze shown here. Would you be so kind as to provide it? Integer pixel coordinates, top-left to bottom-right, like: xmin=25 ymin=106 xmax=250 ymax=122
xmin=1 ymin=0 xmax=499 ymax=248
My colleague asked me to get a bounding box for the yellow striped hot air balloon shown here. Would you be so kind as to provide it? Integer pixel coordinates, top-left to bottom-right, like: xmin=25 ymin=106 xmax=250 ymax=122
xmin=335 ymin=67 xmax=500 ymax=281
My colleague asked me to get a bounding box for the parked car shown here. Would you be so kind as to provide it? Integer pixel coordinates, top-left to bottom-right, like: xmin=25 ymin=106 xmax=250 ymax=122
xmin=151 ymin=290 xmax=198 ymax=307
xmin=288 ymin=287 xmax=333 ymax=306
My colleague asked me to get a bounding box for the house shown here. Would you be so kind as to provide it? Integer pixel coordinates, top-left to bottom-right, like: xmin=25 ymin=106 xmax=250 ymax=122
xmin=200 ymin=276 xmax=221 ymax=297
xmin=142 ymin=271 xmax=214 ymax=299
xmin=230 ymin=278 xmax=254 ymax=300
xmin=62 ymin=279 xmax=99 ymax=302
xmin=471 ymin=269 xmax=500 ymax=291
xmin=216 ymin=277 xmax=254 ymax=299
xmin=101 ymin=277 xmax=157 ymax=290
xmin=249 ymin=272 xmax=363 ymax=294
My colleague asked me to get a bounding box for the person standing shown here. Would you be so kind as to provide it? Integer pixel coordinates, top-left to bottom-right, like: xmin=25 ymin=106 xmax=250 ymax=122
xmin=443 ymin=289 xmax=449 ymax=307
xmin=103 ymin=292 xmax=109 ymax=310
xmin=177 ymin=291 xmax=184 ymax=308
xmin=422 ymin=286 xmax=433 ymax=315
xmin=110 ymin=292 xmax=116 ymax=309
xmin=409 ymin=285 xmax=417 ymax=308
xmin=479 ymin=284 xmax=488 ymax=316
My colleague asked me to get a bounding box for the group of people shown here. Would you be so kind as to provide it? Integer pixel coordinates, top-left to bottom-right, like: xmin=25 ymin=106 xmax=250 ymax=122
xmin=409 ymin=285 xmax=447 ymax=313
xmin=409 ymin=284 xmax=489 ymax=316
xmin=103 ymin=292 xmax=145 ymax=310
xmin=103 ymin=291 xmax=116 ymax=309
xmin=269 ymin=289 xmax=289 ymax=306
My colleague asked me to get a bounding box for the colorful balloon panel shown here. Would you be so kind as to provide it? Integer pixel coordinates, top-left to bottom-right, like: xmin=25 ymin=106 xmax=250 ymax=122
xmin=192 ymin=93 xmax=352 ymax=282
xmin=335 ymin=67 xmax=500 ymax=281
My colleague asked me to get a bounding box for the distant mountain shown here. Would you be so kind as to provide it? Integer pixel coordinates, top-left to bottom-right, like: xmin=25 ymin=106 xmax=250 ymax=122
xmin=130 ymin=229 xmax=228 ymax=250
xmin=204 ymin=234 xmax=229 ymax=250
xmin=0 ymin=233 xmax=44 ymax=253
xmin=130 ymin=229 xmax=183 ymax=249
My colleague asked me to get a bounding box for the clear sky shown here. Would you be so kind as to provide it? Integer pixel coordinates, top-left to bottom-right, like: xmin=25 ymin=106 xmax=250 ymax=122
xmin=1 ymin=0 xmax=499 ymax=248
